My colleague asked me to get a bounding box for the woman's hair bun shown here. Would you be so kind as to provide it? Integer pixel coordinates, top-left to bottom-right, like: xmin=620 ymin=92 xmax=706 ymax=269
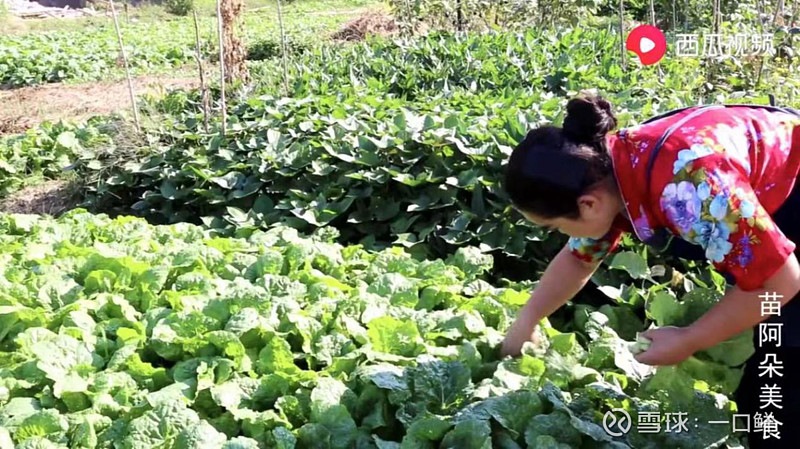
xmin=562 ymin=95 xmax=618 ymax=145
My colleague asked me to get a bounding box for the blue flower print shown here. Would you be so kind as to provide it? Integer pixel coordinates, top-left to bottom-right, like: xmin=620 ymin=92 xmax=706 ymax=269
xmin=569 ymin=237 xmax=596 ymax=251
xmin=737 ymin=235 xmax=754 ymax=267
xmin=697 ymin=182 xmax=711 ymax=201
xmin=673 ymin=144 xmax=715 ymax=174
xmin=692 ymin=220 xmax=733 ymax=263
xmin=735 ymin=188 xmax=756 ymax=219
xmin=661 ymin=181 xmax=703 ymax=234
xmin=739 ymin=200 xmax=755 ymax=219
xmin=709 ymin=192 xmax=730 ymax=220
xmin=633 ymin=205 xmax=654 ymax=241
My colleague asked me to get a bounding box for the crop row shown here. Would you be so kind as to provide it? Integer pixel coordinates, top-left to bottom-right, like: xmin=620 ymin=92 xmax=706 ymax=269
xmin=0 ymin=211 xmax=740 ymax=448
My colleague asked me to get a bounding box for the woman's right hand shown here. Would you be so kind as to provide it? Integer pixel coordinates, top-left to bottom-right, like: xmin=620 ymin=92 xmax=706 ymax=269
xmin=500 ymin=315 xmax=541 ymax=357
xmin=499 ymin=243 xmax=600 ymax=357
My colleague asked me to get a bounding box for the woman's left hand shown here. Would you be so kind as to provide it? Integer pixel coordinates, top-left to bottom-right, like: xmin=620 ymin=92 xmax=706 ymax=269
xmin=633 ymin=326 xmax=700 ymax=366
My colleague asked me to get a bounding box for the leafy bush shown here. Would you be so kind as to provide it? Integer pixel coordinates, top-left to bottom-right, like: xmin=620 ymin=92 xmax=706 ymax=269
xmin=0 ymin=119 xmax=113 ymax=196
xmin=164 ymin=0 xmax=194 ymax=16
xmin=247 ymin=37 xmax=312 ymax=61
xmin=389 ymin=0 xmax=601 ymax=33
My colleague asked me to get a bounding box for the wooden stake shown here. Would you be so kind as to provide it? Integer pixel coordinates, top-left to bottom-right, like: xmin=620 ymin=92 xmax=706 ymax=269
xmin=756 ymin=0 xmax=766 ymax=29
xmin=672 ymin=0 xmax=676 ymax=29
xmin=649 ymin=0 xmax=655 ymax=25
xmin=754 ymin=0 xmax=766 ymax=89
xmin=456 ymin=0 xmax=463 ymax=31
xmin=193 ymin=9 xmax=210 ymax=134
xmin=684 ymin=0 xmax=688 ymax=29
xmin=619 ymin=0 xmax=626 ymax=70
xmin=773 ymin=0 xmax=785 ymax=25
xmin=277 ymin=0 xmax=290 ymax=96
xmin=109 ymin=0 xmax=140 ymax=132
xmin=216 ymin=0 xmax=227 ymax=135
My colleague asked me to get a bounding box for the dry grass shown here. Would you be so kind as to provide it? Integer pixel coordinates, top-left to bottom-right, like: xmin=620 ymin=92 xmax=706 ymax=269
xmin=0 ymin=75 xmax=199 ymax=135
xmin=330 ymin=10 xmax=399 ymax=42
xmin=221 ymin=0 xmax=249 ymax=83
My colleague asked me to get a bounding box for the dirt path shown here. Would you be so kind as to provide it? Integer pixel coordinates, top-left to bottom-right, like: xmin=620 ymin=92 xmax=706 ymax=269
xmin=0 ymin=75 xmax=199 ymax=135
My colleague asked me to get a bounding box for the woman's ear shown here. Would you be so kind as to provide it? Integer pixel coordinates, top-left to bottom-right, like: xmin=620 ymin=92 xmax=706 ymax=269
xmin=577 ymin=193 xmax=600 ymax=215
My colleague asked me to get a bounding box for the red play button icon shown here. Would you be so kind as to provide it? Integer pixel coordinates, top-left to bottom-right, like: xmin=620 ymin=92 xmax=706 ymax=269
xmin=626 ymin=25 xmax=666 ymax=65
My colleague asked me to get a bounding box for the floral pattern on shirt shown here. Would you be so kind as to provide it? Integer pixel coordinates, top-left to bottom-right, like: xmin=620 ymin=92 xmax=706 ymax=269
xmin=568 ymin=106 xmax=800 ymax=291
xmin=660 ymin=163 xmax=776 ymax=265
xmin=568 ymin=235 xmax=616 ymax=264
xmin=633 ymin=204 xmax=654 ymax=241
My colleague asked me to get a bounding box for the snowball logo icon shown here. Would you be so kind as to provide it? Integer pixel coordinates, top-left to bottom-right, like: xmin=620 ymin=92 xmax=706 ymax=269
xmin=603 ymin=408 xmax=632 ymax=436
xmin=626 ymin=25 xmax=667 ymax=65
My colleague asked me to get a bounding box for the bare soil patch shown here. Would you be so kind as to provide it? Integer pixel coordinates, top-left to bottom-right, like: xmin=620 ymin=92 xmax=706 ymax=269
xmin=0 ymin=75 xmax=199 ymax=135
xmin=0 ymin=180 xmax=80 ymax=215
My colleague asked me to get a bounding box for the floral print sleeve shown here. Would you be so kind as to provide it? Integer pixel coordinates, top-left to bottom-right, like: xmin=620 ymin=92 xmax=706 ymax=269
xmin=568 ymin=228 xmax=625 ymax=264
xmin=659 ymin=154 xmax=796 ymax=291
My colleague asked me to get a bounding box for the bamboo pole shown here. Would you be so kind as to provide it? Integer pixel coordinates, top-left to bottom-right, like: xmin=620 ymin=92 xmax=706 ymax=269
xmin=619 ymin=0 xmax=626 ymax=70
xmin=756 ymin=0 xmax=767 ymax=29
xmin=755 ymin=0 xmax=767 ymax=88
xmin=774 ymin=0 xmax=786 ymax=25
xmin=216 ymin=0 xmax=227 ymax=135
xmin=193 ymin=10 xmax=210 ymax=134
xmin=650 ymin=0 xmax=656 ymax=26
xmin=456 ymin=0 xmax=463 ymax=31
xmin=277 ymin=0 xmax=290 ymax=96
xmin=672 ymin=0 xmax=676 ymax=29
xmin=109 ymin=0 xmax=140 ymax=132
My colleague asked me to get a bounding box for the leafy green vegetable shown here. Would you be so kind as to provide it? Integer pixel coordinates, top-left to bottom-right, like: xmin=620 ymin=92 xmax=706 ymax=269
xmin=0 ymin=211 xmax=751 ymax=448
xmin=629 ymin=334 xmax=652 ymax=356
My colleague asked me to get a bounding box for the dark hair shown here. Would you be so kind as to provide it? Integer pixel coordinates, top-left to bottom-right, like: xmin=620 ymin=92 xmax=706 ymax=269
xmin=503 ymin=95 xmax=618 ymax=219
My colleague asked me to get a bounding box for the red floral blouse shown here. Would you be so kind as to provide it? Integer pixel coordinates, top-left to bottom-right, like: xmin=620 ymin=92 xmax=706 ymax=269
xmin=568 ymin=106 xmax=800 ymax=291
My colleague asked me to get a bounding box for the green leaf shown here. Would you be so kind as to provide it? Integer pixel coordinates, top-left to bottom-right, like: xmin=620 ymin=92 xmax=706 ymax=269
xmin=608 ymin=251 xmax=650 ymax=279
xmin=271 ymin=427 xmax=296 ymax=449
xmin=457 ymin=390 xmax=543 ymax=438
xmin=175 ymin=421 xmax=227 ymax=449
xmin=297 ymin=423 xmax=331 ymax=449
xmin=122 ymin=401 xmax=200 ymax=448
xmin=524 ymin=412 xmax=582 ymax=448
xmin=310 ymin=377 xmax=356 ymax=420
xmin=409 ymin=359 xmax=472 ymax=414
xmin=406 ymin=415 xmax=452 ymax=441
xmin=367 ymin=317 xmax=423 ymax=357
xmin=256 ymin=337 xmax=299 ymax=376
xmin=316 ymin=405 xmax=357 ymax=449
xmin=440 ymin=419 xmax=491 ymax=449
xmin=13 ymin=409 xmax=68 ymax=443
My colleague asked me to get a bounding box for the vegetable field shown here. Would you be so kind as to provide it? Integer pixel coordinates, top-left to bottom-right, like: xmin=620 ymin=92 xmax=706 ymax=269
xmin=2 ymin=0 xmax=800 ymax=447
xmin=0 ymin=212 xmax=742 ymax=448
xmin=0 ymin=1 xmax=369 ymax=88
